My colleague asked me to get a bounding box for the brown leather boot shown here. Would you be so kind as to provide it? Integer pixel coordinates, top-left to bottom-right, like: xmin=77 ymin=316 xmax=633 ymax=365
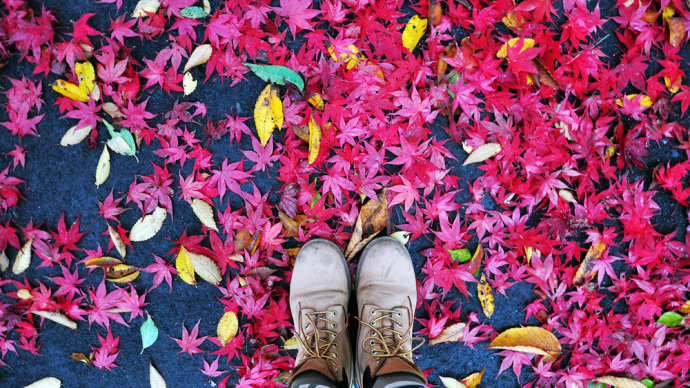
xmin=354 ymin=237 xmax=426 ymax=388
xmin=288 ymin=239 xmax=353 ymax=387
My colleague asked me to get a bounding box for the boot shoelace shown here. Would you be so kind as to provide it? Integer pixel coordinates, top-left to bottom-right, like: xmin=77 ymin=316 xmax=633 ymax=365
xmin=356 ymin=306 xmax=423 ymax=363
xmin=295 ymin=304 xmax=347 ymax=373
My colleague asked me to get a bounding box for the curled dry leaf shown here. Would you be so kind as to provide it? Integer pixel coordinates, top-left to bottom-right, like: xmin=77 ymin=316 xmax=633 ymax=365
xmin=439 ymin=376 xmax=467 ymax=388
xmin=461 ymin=368 xmax=485 ymax=388
xmin=150 ymin=362 xmax=167 ymax=388
xmin=85 ymin=256 xmax=122 ymax=268
xmin=32 ymin=310 xmax=77 ymax=330
xmin=183 ymin=44 xmax=212 ymax=73
xmin=597 ymin=376 xmax=647 ymax=388
xmin=0 ymin=250 xmax=8 ymax=271
xmin=12 ymin=238 xmax=34 ymax=275
xmin=70 ymin=352 xmax=92 ymax=366
xmin=132 ymin=0 xmax=161 ymax=18
xmin=429 ymin=322 xmax=466 ymax=345
xmin=191 ymin=198 xmax=218 ymax=231
xmin=402 ymin=15 xmax=427 ymax=52
xmin=429 ymin=0 xmax=442 ymax=26
xmin=463 ymin=142 xmax=501 ymax=166
xmin=478 ymin=274 xmax=494 ymax=318
xmin=187 ymin=249 xmax=222 ymax=285
xmin=344 ymin=192 xmax=389 ymax=260
xmin=573 ymin=240 xmax=606 ymax=286
xmin=278 ymin=210 xmax=300 ymax=238
xmin=487 ymin=326 xmax=561 ymax=357
xmin=105 ymin=264 xmax=140 ymax=283
xmin=183 ymin=72 xmax=197 ymax=96
xmin=108 ymin=224 xmax=126 ymax=258
xmin=24 ymin=377 xmax=62 ymax=388
xmin=217 ymin=311 xmax=238 ymax=346
xmin=60 ymin=125 xmax=92 ymax=146
xmin=308 ymin=115 xmax=321 ymax=164
xmin=130 ymin=207 xmax=167 ymax=242
xmin=95 ymin=145 xmax=110 ymax=186
xmin=176 ymin=247 xmax=197 ymax=285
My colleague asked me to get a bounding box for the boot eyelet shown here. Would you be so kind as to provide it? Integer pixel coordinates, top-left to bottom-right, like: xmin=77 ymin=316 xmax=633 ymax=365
xmin=369 ymin=339 xmax=375 ymax=346
xmin=396 ymin=312 xmax=402 ymax=317
xmin=331 ymin=322 xmax=337 ymax=328
xmin=333 ymin=342 xmax=338 ymax=348
xmin=371 ymin=309 xmax=377 ymax=315
xmin=331 ymin=310 xmax=337 ymax=316
xmin=372 ymin=350 xmax=377 ymax=355
xmin=397 ymin=334 xmax=402 ymax=340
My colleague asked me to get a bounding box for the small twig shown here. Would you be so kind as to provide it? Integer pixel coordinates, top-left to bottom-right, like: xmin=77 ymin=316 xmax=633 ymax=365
xmin=566 ymin=34 xmax=610 ymax=65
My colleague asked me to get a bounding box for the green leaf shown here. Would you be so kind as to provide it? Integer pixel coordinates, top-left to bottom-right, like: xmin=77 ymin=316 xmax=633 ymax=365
xmin=586 ymin=382 xmax=605 ymax=388
xmin=641 ymin=378 xmax=654 ymax=388
xmin=104 ymin=120 xmax=136 ymax=156
xmin=244 ymin=63 xmax=304 ymax=92
xmin=140 ymin=314 xmax=158 ymax=354
xmin=310 ymin=192 xmax=321 ymax=210
xmin=448 ymin=248 xmax=471 ymax=263
xmin=180 ymin=6 xmax=209 ymax=18
xmin=657 ymin=311 xmax=683 ymax=327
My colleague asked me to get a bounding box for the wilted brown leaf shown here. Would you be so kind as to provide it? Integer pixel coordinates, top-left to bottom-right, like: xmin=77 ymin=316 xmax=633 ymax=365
xmin=487 ymin=326 xmax=561 ymax=357
xmin=533 ymin=58 xmax=560 ymax=89
xmin=573 ymin=240 xmax=606 ymax=286
xmin=429 ymin=322 xmax=466 ymax=345
xmin=668 ymin=17 xmax=684 ymax=47
xmin=71 ymin=352 xmax=92 ymax=366
xmin=429 ymin=0 xmax=442 ymax=26
xmin=344 ymin=192 xmax=389 ymax=260
xmin=278 ymin=210 xmax=300 ymax=238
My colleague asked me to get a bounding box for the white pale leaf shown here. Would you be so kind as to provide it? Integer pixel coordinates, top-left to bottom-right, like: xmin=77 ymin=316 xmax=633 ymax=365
xmin=132 ymin=0 xmax=160 ymax=17
xmin=32 ymin=310 xmax=77 ymax=330
xmin=462 ymin=142 xmax=501 ymax=166
xmin=191 ymin=198 xmax=218 ymax=231
xmin=439 ymin=376 xmax=467 ymax=388
xmin=183 ymin=44 xmax=212 ymax=73
xmin=108 ymin=224 xmax=126 ymax=258
xmin=0 ymin=250 xmax=8 ymax=271
xmin=12 ymin=238 xmax=33 ymax=275
xmin=187 ymin=251 xmax=222 ymax=285
xmin=130 ymin=207 xmax=167 ymax=242
xmin=24 ymin=377 xmax=62 ymax=388
xmin=183 ymin=72 xmax=197 ymax=96
xmin=149 ymin=362 xmax=167 ymax=388
xmin=60 ymin=125 xmax=91 ymax=146
xmin=95 ymin=146 xmax=110 ymax=186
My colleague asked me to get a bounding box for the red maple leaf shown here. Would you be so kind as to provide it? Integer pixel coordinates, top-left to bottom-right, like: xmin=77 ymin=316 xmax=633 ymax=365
xmin=142 ymin=254 xmax=177 ymax=293
xmin=274 ymin=0 xmax=322 ymax=37
xmin=171 ymin=320 xmax=207 ymax=356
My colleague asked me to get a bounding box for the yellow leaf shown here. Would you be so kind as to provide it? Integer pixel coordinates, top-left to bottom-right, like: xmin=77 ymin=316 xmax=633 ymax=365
xmin=668 ymin=17 xmax=685 ymax=47
xmin=191 ymin=198 xmax=218 ymax=231
xmin=308 ymin=115 xmax=321 ymax=165
xmin=12 ymin=238 xmax=33 ymax=275
xmin=183 ymin=44 xmax=212 ymax=72
xmin=183 ymin=72 xmax=197 ymax=96
xmin=558 ymin=189 xmax=576 ymax=203
xmin=283 ymin=336 xmax=299 ymax=350
xmin=680 ymin=300 xmax=690 ymax=314
xmin=255 ymin=84 xmax=276 ymax=146
xmin=487 ymin=326 xmax=561 ymax=357
xmin=402 ymin=15 xmax=427 ymax=52
xmin=176 ymin=247 xmax=197 ymax=285
xmin=478 ymin=274 xmax=494 ymax=318
xmin=32 ymin=310 xmax=77 ymax=330
xmin=106 ymin=270 xmax=140 ymax=283
xmin=439 ymin=376 xmax=467 ymax=388
xmin=615 ymin=94 xmax=653 ymax=107
xmin=463 ymin=142 xmax=501 ymax=166
xmin=107 ymin=224 xmax=126 ymax=258
xmin=60 ymin=125 xmax=92 ymax=146
xmin=84 ymin=256 xmax=122 ymax=268
xmin=461 ymin=368 xmax=485 ymax=388
xmin=429 ymin=322 xmax=466 ymax=345
xmin=664 ymin=75 xmax=681 ymax=94
xmin=24 ymin=377 xmax=62 ymax=388
xmin=52 ymin=79 xmax=89 ymax=102
xmin=187 ymin=250 xmax=222 ymax=285
xmin=573 ymin=240 xmax=606 ymax=286
xmin=17 ymin=289 xmax=32 ymax=300
xmin=129 ymin=207 xmax=167 ymax=242
xmin=597 ymin=376 xmax=646 ymax=388
xmin=327 ymin=43 xmax=363 ymax=69
xmin=75 ymin=61 xmax=95 ymax=95
xmin=389 ymin=231 xmax=411 ymax=245
xmin=217 ymin=311 xmax=238 ymax=346
xmin=95 ymin=146 xmax=110 ymax=186
xmin=132 ymin=0 xmax=161 ymax=17
xmin=269 ymin=86 xmax=284 ymax=130
xmin=308 ymin=93 xmax=325 ymax=110
xmin=497 ymin=37 xmax=536 ymax=58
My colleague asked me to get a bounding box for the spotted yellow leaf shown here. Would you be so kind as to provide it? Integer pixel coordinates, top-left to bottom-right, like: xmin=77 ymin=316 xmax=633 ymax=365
xmin=269 ymin=86 xmax=283 ymax=130
xmin=402 ymin=15 xmax=427 ymax=52
xmin=478 ymin=273 xmax=494 ymax=318
xmin=255 ymin=84 xmax=276 ymax=146
xmin=176 ymin=247 xmax=197 ymax=285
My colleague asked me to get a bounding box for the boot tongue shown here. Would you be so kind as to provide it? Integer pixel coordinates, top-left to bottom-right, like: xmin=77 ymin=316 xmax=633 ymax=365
xmin=291 ymin=358 xmax=340 ymax=384
xmin=374 ymin=356 xmax=426 ymax=383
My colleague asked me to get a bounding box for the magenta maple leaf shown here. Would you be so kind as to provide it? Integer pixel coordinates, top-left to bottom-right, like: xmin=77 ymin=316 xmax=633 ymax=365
xmin=274 ymin=0 xmax=322 ymax=37
xmin=143 ymin=255 xmax=177 ymax=293
xmin=200 ymin=356 xmax=227 ymax=377
xmin=171 ymin=320 xmax=207 ymax=356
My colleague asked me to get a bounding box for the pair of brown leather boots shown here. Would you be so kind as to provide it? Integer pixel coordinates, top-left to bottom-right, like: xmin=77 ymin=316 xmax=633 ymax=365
xmin=288 ymin=237 xmax=427 ymax=388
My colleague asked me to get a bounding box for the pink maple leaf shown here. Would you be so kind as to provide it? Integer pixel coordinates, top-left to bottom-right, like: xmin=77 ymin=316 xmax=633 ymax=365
xmin=171 ymin=320 xmax=207 ymax=356
xmin=274 ymin=0 xmax=322 ymax=37
xmin=143 ymin=255 xmax=177 ymax=293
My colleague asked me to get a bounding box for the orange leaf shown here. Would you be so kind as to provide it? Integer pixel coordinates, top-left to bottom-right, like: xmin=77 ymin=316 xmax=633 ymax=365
xmin=487 ymin=326 xmax=561 ymax=357
xmin=429 ymin=322 xmax=466 ymax=345
xmin=573 ymin=241 xmax=606 ymax=286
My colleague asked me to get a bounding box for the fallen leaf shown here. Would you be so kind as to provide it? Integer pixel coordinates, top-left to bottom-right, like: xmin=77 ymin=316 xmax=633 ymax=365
xmin=108 ymin=224 xmax=126 ymax=258
xmin=680 ymin=300 xmax=690 ymax=314
xmin=327 ymin=43 xmax=365 ymax=69
xmin=32 ymin=310 xmax=77 ymax=330
xmin=533 ymin=57 xmax=560 ymax=89
xmin=105 ymin=120 xmax=137 ymax=156
xmin=202 ymin=0 xmax=211 ymax=13
xmin=183 ymin=44 xmax=212 ymax=73
xmin=105 ymin=264 xmax=140 ymax=283
xmin=140 ymin=314 xmax=158 ymax=353
xmin=467 ymin=244 xmax=483 ymax=276
xmin=463 ymin=143 xmax=501 ymax=166
xmin=558 ymin=189 xmax=576 ymax=203
xmin=149 ymin=362 xmax=166 ymax=388
xmin=402 ymin=15 xmax=427 ymax=52
xmin=439 ymin=376 xmax=467 ymax=388
xmin=269 ymin=86 xmax=284 ymax=130
xmin=51 ymin=79 xmax=88 ymax=102
xmin=24 ymin=377 xmax=62 ymax=388
xmin=85 ymin=256 xmax=123 ymax=268
xmin=95 ymin=145 xmax=110 ymax=186
xmin=12 ymin=238 xmax=33 ymax=275
xmin=60 ymin=125 xmax=92 ymax=146
xmin=283 ymin=336 xmax=298 ymax=350
xmin=597 ymin=376 xmax=647 ymax=388
xmin=70 ymin=353 xmax=92 ymax=366
xmin=390 ymin=231 xmax=411 ymax=245
xmin=255 ymin=84 xmax=277 ymax=146
xmin=668 ymin=17 xmax=684 ymax=47
xmin=180 ymin=5 xmax=209 ymax=19
xmin=244 ymin=63 xmax=304 ymax=92
xmin=449 ymin=248 xmax=471 ymax=263
xmin=183 ymin=72 xmax=197 ymax=96
xmin=17 ymin=288 xmax=32 ymax=300
xmin=429 ymin=0 xmax=442 ymax=26
xmin=429 ymin=322 xmax=466 ymax=345
xmin=308 ymin=93 xmax=325 ymax=110
xmin=657 ymin=311 xmax=683 ymax=327
xmin=217 ymin=311 xmax=238 ymax=346
xmin=129 ymin=207 xmax=167 ymax=242
xmin=233 ymin=230 xmax=251 ymax=252
xmin=308 ymin=115 xmax=321 ymax=164
xmin=461 ymin=368 xmax=485 ymax=388
xmin=344 ymin=192 xmax=389 ymax=260
xmin=497 ymin=37 xmax=536 ymax=58
xmin=75 ymin=61 xmax=96 ymax=96
xmin=573 ymin=240 xmax=606 ymax=286
xmin=132 ymin=0 xmax=161 ymax=18
xmin=191 ymin=198 xmax=218 ymax=231
xmin=478 ymin=273 xmax=494 ymax=318
xmin=187 ymin=249 xmax=222 ymax=285
xmin=616 ymin=94 xmax=653 ymax=108
xmin=278 ymin=210 xmax=300 ymax=238
xmin=0 ymin=250 xmax=8 ymax=271
xmin=487 ymin=326 xmax=561 ymax=357
xmin=176 ymin=247 xmax=197 ymax=285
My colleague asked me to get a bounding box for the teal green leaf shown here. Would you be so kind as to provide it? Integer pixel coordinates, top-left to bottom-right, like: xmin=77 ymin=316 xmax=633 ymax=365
xmin=448 ymin=248 xmax=471 ymax=263
xmin=586 ymin=382 xmax=605 ymax=388
xmin=244 ymin=63 xmax=304 ymax=92
xmin=104 ymin=120 xmax=136 ymax=156
xmin=641 ymin=378 xmax=654 ymax=388
xmin=140 ymin=314 xmax=158 ymax=354
xmin=657 ymin=311 xmax=683 ymax=327
xmin=180 ymin=6 xmax=209 ymax=18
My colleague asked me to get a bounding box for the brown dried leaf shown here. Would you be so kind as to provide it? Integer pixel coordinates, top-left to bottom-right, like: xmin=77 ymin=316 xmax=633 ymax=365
xmin=487 ymin=326 xmax=561 ymax=357
xmin=344 ymin=192 xmax=389 ymax=260
xmin=668 ymin=17 xmax=684 ymax=47
xmin=429 ymin=0 xmax=442 ymax=26
xmin=71 ymin=352 xmax=92 ymax=366
xmin=597 ymin=376 xmax=646 ymax=388
xmin=32 ymin=310 xmax=78 ymax=330
xmin=293 ymin=124 xmax=310 ymax=142
xmin=246 ymin=266 xmax=276 ymax=281
xmin=278 ymin=210 xmax=300 ymax=238
xmin=573 ymin=240 xmax=606 ymax=286
xmin=108 ymin=224 xmax=126 ymax=258
xmin=187 ymin=250 xmax=222 ymax=285
xmin=12 ymin=238 xmax=33 ymax=275
xmin=233 ymin=230 xmax=251 ymax=252
xmin=532 ymin=58 xmax=560 ymax=89
xmin=429 ymin=322 xmax=466 ymax=345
